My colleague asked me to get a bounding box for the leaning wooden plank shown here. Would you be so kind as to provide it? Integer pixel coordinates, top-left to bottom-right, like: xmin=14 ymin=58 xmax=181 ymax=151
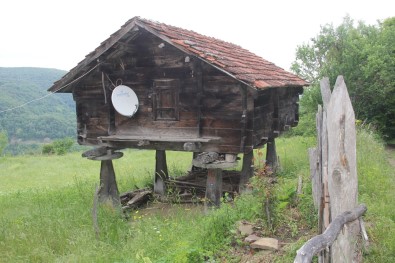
xmin=321 ymin=110 xmax=330 ymax=231
xmin=320 ymin=77 xmax=331 ymax=110
xmin=327 ymin=75 xmax=359 ymax=262
xmin=294 ymin=204 xmax=367 ymax=263
xmin=308 ymin=147 xmax=320 ymax=210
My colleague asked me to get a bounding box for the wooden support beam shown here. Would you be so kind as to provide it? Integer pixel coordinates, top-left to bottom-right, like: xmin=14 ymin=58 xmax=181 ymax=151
xmin=196 ymin=61 xmax=203 ymax=137
xmin=205 ymin=168 xmax=222 ymax=209
xmin=154 ymin=150 xmax=169 ymax=195
xmin=239 ymin=151 xmax=254 ymax=192
xmin=239 ymin=84 xmax=248 ymax=152
xmin=98 ymin=160 xmax=121 ymax=207
xmin=266 ymin=138 xmax=278 ymax=173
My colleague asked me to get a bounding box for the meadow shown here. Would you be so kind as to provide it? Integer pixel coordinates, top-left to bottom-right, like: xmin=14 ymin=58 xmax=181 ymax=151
xmin=0 ymin=130 xmax=394 ymax=262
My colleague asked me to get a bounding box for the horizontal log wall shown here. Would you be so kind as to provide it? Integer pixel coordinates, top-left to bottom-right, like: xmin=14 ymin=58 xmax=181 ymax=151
xmin=74 ymin=31 xmax=246 ymax=152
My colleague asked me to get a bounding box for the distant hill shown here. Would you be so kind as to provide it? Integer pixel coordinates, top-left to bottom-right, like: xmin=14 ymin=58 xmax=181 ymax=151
xmin=0 ymin=67 xmax=75 ymax=142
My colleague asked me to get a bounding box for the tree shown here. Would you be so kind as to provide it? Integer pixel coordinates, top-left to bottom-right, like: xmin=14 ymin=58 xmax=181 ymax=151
xmin=292 ymin=16 xmax=395 ymax=140
xmin=0 ymin=131 xmax=8 ymax=155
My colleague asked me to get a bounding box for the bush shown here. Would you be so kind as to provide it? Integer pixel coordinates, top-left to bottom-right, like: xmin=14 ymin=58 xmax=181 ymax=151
xmin=42 ymin=138 xmax=74 ymax=155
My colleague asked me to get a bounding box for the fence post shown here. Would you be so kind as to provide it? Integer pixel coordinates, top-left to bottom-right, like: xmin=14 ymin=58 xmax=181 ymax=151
xmin=306 ymin=76 xmax=362 ymax=262
xmin=327 ymin=76 xmax=360 ymax=262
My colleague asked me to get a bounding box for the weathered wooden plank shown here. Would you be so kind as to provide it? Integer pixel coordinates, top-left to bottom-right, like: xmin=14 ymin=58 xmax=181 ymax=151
xmin=321 ymin=110 xmax=330 ymax=231
xmin=327 ymin=76 xmax=359 ymax=262
xmin=154 ymin=150 xmax=168 ymax=195
xmin=201 ymin=118 xmax=242 ymax=129
xmin=308 ymin=147 xmax=320 ymax=210
xmin=205 ymin=168 xmax=223 ymax=209
xmin=201 ymin=128 xmax=242 ymax=145
xmin=239 ymin=151 xmax=254 ymax=192
xmin=266 ymin=138 xmax=278 ymax=172
xmin=99 ymin=134 xmax=220 ymax=143
xmin=320 ymin=77 xmax=331 ymax=110
xmin=201 ymin=110 xmax=243 ymax=120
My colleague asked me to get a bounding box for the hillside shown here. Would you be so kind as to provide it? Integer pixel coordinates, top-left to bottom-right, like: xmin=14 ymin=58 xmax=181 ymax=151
xmin=0 ymin=67 xmax=75 ymax=143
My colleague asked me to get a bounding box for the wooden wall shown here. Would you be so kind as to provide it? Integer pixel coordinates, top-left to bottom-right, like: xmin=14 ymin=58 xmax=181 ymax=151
xmin=73 ymin=29 xmax=302 ymax=154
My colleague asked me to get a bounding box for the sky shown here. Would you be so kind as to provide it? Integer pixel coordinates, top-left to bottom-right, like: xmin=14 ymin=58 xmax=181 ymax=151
xmin=0 ymin=0 xmax=394 ymax=72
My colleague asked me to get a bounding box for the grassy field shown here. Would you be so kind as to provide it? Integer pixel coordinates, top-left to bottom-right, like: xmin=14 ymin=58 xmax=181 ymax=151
xmin=0 ymin=131 xmax=394 ymax=262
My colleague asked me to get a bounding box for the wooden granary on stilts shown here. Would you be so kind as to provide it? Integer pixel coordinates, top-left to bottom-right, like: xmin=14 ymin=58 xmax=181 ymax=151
xmin=49 ymin=17 xmax=308 ymax=208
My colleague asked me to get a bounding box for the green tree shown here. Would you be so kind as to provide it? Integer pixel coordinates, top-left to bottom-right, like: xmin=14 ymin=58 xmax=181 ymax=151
xmin=292 ymin=16 xmax=395 ymax=140
xmin=0 ymin=131 xmax=8 ymax=155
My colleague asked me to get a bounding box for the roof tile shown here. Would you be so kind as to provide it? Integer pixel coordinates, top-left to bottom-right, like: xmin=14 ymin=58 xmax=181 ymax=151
xmin=135 ymin=18 xmax=309 ymax=89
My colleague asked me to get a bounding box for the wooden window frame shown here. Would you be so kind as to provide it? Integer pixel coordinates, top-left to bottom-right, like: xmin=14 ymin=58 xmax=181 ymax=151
xmin=153 ymin=79 xmax=180 ymax=121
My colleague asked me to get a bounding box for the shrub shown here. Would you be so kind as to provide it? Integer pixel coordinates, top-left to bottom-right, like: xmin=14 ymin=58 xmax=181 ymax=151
xmin=42 ymin=138 xmax=74 ymax=155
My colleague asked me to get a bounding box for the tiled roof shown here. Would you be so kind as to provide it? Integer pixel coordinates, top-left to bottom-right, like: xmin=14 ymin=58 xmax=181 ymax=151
xmin=49 ymin=17 xmax=308 ymax=92
xmin=136 ymin=17 xmax=308 ymax=89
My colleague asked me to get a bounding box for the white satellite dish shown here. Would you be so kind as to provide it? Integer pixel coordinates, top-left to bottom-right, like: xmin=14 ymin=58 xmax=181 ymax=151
xmin=111 ymin=85 xmax=139 ymax=117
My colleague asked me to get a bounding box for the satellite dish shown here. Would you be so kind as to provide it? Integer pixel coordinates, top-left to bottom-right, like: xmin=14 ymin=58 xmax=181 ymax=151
xmin=111 ymin=85 xmax=139 ymax=117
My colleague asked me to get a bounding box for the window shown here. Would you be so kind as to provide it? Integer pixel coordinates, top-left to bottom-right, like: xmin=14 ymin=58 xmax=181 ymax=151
xmin=153 ymin=79 xmax=179 ymax=121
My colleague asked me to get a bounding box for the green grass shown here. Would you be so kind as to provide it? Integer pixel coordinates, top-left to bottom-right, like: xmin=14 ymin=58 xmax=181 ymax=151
xmin=0 ymin=131 xmax=394 ymax=262
xmin=0 ymin=149 xmax=193 ymax=195
xmin=356 ymin=129 xmax=395 ymax=262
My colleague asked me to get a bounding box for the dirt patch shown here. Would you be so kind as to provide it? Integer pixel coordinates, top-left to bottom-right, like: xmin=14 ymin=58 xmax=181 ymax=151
xmin=134 ymin=202 xmax=204 ymax=218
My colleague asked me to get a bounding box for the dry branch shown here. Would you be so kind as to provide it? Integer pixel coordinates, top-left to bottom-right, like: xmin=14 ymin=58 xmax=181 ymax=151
xmin=294 ymin=204 xmax=367 ymax=263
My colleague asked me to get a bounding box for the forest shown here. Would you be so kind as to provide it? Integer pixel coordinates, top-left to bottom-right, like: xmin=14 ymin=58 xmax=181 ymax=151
xmin=0 ymin=67 xmax=75 ymax=154
xmin=292 ymin=16 xmax=395 ymax=141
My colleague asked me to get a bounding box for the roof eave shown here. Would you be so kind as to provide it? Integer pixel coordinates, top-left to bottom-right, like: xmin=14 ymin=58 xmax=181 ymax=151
xmin=48 ymin=18 xmax=140 ymax=93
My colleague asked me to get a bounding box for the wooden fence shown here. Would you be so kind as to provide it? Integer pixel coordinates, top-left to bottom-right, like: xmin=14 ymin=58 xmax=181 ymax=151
xmin=294 ymin=76 xmax=367 ymax=263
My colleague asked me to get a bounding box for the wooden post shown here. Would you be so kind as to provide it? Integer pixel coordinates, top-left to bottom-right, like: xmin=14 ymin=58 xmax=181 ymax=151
xmin=327 ymin=76 xmax=359 ymax=262
xmin=205 ymin=168 xmax=222 ymax=210
xmin=98 ymin=160 xmax=121 ymax=207
xmin=308 ymin=147 xmax=320 ymax=210
xmin=320 ymin=78 xmax=331 ymax=232
xmin=239 ymin=151 xmax=254 ymax=192
xmin=154 ymin=150 xmax=169 ymax=195
xmin=266 ymin=138 xmax=278 ymax=172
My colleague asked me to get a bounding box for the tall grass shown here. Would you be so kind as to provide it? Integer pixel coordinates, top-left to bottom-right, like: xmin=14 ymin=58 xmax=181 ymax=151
xmin=356 ymin=129 xmax=395 ymax=262
xmin=0 ymin=131 xmax=393 ymax=262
